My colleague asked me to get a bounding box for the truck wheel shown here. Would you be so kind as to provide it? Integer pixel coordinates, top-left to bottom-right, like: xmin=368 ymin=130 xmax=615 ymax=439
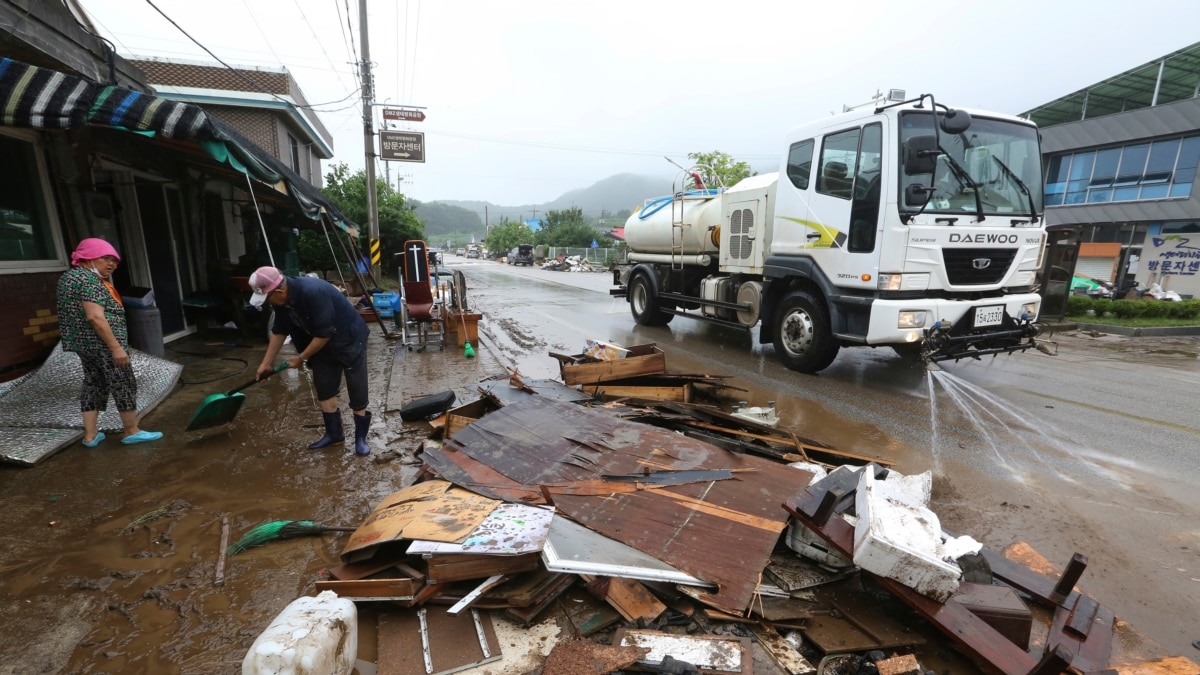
xmin=629 ymin=274 xmax=674 ymax=326
xmin=773 ymin=290 xmax=839 ymax=373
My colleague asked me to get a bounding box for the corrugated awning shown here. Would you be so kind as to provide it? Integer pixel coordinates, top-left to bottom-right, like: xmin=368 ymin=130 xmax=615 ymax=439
xmin=0 ymin=56 xmax=356 ymax=235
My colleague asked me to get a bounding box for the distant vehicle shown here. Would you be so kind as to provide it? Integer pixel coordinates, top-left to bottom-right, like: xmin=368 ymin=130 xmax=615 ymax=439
xmin=512 ymin=244 xmax=534 ymax=266
xmin=466 ymin=248 xmax=480 ymax=259
xmin=455 ymin=248 xmax=466 ymax=256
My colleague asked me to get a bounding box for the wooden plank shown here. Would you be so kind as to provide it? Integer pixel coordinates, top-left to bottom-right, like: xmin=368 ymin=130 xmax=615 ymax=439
xmin=314 ymin=577 xmax=417 ymax=601
xmin=749 ymin=624 xmax=817 ymax=675
xmin=581 ymin=574 xmax=667 ymax=624
xmin=424 ymin=551 xmax=540 ymax=584
xmin=613 ymin=628 xmax=752 ymax=675
xmin=555 ymin=344 xmax=667 ymax=385
xmin=505 ymin=573 xmax=579 ymax=628
xmin=583 ymin=383 xmax=690 ymax=402
xmin=377 ymin=607 xmax=501 ymax=675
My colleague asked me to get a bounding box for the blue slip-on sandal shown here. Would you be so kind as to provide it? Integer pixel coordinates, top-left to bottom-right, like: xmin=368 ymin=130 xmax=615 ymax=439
xmin=81 ymin=432 xmax=106 ymax=448
xmin=122 ymin=430 xmax=163 ymax=445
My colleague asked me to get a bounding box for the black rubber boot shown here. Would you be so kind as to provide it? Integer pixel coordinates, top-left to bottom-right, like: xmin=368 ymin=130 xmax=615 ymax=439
xmin=308 ymin=410 xmax=345 ymax=449
xmin=353 ymin=410 xmax=372 ymax=456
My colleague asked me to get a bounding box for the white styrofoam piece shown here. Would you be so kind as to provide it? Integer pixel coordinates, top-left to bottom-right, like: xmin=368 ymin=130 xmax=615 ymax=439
xmin=852 ymin=469 xmax=960 ymax=602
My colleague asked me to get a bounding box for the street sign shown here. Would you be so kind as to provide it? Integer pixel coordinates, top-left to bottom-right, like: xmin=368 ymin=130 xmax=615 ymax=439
xmin=382 ymin=108 xmax=426 ymax=122
xmin=379 ymin=130 xmax=425 ymax=163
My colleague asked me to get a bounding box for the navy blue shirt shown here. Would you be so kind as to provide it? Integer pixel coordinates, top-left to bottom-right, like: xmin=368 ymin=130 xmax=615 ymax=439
xmin=270 ymin=276 xmax=368 ymax=366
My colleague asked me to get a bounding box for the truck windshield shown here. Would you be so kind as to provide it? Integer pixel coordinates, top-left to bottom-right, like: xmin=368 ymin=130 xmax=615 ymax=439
xmin=899 ymin=111 xmax=1043 ymax=219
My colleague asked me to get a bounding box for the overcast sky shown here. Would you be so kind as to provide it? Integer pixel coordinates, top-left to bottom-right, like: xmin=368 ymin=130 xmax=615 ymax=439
xmin=80 ymin=0 xmax=1199 ymax=209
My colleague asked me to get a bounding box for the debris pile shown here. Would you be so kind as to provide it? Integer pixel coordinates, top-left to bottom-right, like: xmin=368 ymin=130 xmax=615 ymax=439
xmin=243 ymin=343 xmax=1135 ymax=674
xmin=540 ymin=254 xmax=604 ymax=272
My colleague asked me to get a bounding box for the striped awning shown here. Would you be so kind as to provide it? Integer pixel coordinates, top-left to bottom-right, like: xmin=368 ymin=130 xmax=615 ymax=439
xmin=0 ymin=57 xmax=355 ymax=233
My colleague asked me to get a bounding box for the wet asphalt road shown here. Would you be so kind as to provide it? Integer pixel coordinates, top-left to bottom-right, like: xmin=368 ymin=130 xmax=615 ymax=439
xmin=462 ymin=255 xmax=1200 ymax=660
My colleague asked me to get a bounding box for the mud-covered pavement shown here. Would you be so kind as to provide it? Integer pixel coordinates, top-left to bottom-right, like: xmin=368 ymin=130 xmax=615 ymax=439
xmin=0 ymin=299 xmax=515 ymax=673
xmin=1 ymin=257 xmax=1198 ymax=673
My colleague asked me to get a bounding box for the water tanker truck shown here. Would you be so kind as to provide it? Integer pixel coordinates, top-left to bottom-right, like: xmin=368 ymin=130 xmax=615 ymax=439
xmin=612 ymin=93 xmax=1052 ymax=373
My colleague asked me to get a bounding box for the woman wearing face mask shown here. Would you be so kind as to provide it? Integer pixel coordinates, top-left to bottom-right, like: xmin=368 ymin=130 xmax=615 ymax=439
xmin=56 ymin=238 xmax=163 ymax=447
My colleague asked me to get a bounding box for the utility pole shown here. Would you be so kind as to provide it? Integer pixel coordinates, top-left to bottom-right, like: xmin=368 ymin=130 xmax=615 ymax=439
xmin=359 ymin=0 xmax=379 ymax=281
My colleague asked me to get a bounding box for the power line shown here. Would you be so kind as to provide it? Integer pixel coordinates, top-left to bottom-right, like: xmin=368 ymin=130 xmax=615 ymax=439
xmin=293 ymin=0 xmax=354 ymax=95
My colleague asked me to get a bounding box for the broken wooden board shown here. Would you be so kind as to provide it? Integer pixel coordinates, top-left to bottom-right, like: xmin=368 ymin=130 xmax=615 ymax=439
xmin=583 ymin=379 xmax=693 ymax=403
xmin=423 ymin=551 xmax=540 ymax=584
xmin=784 ymin=466 xmax=1116 ymax=674
xmin=581 ymin=574 xmax=667 ymax=624
xmin=613 ymin=628 xmax=752 ymax=675
xmin=423 ymin=396 xmax=803 ymax=615
xmin=313 ymin=577 xmax=417 ymax=602
xmin=556 ymin=585 xmax=623 ymax=637
xmin=377 ymin=607 xmax=500 ymax=675
xmin=551 ymin=344 xmax=666 ymax=386
xmin=504 ymin=572 xmax=577 ymax=627
xmin=801 ymin=605 xmax=925 ymax=652
xmin=543 ymin=640 xmax=649 ymax=675
xmin=748 ymin=624 xmax=817 ymax=675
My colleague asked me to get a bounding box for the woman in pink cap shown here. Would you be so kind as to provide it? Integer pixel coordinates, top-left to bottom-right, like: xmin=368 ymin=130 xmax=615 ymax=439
xmin=56 ymin=238 xmax=163 ymax=447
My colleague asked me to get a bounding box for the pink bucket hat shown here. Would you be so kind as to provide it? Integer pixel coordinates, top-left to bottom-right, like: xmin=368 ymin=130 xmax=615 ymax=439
xmin=248 ymin=266 xmax=284 ymax=307
xmin=70 ymin=238 xmax=120 ymax=267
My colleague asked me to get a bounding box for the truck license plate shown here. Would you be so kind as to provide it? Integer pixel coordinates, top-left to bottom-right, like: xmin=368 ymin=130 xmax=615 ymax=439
xmin=972 ymin=305 xmax=1005 ymax=328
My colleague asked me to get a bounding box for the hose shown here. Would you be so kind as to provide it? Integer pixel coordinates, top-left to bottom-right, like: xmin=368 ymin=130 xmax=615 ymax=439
xmin=636 ymin=189 xmax=723 ymax=219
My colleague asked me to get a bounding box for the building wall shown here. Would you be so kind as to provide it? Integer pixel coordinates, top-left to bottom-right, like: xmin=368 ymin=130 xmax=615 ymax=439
xmin=206 ymin=105 xmax=278 ymax=157
xmin=0 ymin=271 xmax=60 ymax=380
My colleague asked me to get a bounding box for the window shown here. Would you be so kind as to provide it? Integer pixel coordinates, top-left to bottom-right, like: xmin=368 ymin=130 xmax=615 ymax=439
xmin=1046 ymin=133 xmax=1200 ymax=206
xmin=817 ymin=128 xmax=859 ymax=199
xmin=0 ymin=131 xmax=63 ymax=268
xmin=786 ymin=139 xmax=814 ymax=190
xmin=848 ymin=124 xmax=882 ymax=253
xmin=289 ymin=134 xmax=301 ymax=174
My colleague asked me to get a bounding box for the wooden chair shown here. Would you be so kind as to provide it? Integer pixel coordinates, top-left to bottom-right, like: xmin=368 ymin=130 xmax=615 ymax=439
xmin=399 ymin=240 xmax=446 ymax=351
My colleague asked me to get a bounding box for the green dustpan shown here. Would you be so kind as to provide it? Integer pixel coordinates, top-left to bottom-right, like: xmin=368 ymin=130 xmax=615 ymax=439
xmin=186 ymin=362 xmax=288 ymax=431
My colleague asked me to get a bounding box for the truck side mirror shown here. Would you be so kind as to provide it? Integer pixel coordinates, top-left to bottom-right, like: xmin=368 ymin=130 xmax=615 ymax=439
xmin=905 ymin=183 xmax=932 ymax=207
xmin=940 ymin=108 xmax=972 ymax=134
xmin=903 ymin=135 xmax=939 ymax=175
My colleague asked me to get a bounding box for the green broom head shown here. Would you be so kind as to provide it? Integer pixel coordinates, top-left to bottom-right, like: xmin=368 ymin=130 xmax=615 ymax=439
xmin=227 ymin=520 xmax=356 ymax=555
xmin=464 ymin=341 xmax=475 ymax=358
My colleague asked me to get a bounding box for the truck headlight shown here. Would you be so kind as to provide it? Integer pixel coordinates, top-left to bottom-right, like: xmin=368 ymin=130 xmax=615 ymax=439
xmin=878 ymin=274 xmax=903 ymax=291
xmin=878 ymin=273 xmax=930 ymax=291
xmin=897 ymin=311 xmax=928 ymax=329
xmin=1021 ymin=302 xmax=1039 ymax=321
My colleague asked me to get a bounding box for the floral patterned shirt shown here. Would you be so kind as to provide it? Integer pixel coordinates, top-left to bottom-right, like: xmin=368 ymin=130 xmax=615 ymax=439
xmin=56 ymin=266 xmax=127 ymax=352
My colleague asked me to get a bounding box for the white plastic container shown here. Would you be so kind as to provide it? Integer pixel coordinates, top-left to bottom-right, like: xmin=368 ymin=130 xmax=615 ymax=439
xmin=852 ymin=469 xmax=960 ymax=602
xmin=242 ymin=590 xmax=357 ymax=675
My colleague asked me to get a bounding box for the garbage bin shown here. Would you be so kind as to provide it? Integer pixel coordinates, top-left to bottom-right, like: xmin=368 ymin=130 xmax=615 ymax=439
xmin=126 ymin=306 xmax=164 ymax=357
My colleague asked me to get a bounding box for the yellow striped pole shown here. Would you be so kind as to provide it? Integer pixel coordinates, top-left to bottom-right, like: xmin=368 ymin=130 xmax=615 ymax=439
xmin=370 ymin=238 xmax=381 ymax=266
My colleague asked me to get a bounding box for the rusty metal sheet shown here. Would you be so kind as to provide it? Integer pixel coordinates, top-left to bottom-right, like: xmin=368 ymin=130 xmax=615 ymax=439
xmin=431 ymin=396 xmax=807 ymax=614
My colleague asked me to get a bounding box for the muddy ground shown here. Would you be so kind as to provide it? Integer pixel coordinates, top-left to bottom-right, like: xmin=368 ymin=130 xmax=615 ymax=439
xmin=1 ymin=262 xmax=1198 ymax=673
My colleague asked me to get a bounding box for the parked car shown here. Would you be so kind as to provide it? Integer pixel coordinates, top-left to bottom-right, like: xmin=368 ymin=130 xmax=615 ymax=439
xmin=455 ymin=248 xmax=466 ymax=256
xmin=466 ymin=248 xmax=480 ymax=259
xmin=512 ymin=243 xmax=534 ymax=266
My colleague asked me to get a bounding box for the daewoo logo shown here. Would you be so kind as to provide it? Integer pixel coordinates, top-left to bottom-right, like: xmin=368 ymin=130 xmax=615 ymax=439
xmin=949 ymin=233 xmax=1019 ymax=244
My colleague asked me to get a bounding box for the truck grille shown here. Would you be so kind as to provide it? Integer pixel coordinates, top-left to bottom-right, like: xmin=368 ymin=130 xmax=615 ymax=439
xmin=942 ymin=248 xmax=1016 ymax=285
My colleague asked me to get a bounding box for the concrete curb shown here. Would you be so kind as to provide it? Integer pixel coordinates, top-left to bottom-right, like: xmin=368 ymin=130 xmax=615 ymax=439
xmin=1045 ymin=322 xmax=1200 ymax=337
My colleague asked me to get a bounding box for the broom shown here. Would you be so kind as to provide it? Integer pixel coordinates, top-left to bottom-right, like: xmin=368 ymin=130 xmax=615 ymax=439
xmin=227 ymin=520 xmax=357 ymax=555
xmin=459 ymin=309 xmax=475 ymax=358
